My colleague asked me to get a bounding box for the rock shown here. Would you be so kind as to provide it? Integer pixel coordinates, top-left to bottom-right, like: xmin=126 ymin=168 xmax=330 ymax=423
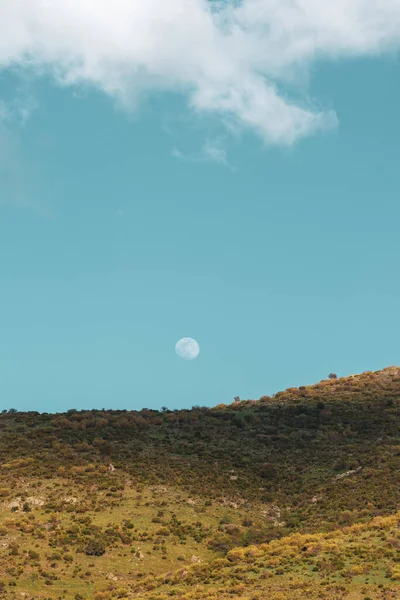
xmin=335 ymin=467 xmax=362 ymax=480
xmin=26 ymin=496 xmax=44 ymax=506
xmin=63 ymin=496 xmax=78 ymax=504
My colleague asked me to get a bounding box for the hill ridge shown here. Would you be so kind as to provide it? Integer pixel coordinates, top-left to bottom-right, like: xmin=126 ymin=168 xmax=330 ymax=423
xmin=0 ymin=365 xmax=400 ymax=599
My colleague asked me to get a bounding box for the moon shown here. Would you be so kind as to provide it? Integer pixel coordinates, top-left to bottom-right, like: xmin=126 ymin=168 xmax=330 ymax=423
xmin=175 ymin=337 xmax=200 ymax=360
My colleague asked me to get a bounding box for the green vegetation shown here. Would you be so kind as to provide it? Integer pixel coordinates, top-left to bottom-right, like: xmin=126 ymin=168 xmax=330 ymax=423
xmin=0 ymin=366 xmax=400 ymax=598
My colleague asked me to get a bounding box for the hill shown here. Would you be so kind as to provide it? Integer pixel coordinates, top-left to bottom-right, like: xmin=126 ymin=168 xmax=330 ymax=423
xmin=0 ymin=367 xmax=400 ymax=599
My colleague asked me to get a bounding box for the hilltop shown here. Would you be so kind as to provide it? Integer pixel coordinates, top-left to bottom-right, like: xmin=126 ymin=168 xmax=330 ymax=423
xmin=0 ymin=367 xmax=399 ymax=599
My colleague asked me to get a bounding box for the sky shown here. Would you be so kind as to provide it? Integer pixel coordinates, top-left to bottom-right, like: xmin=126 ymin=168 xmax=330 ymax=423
xmin=0 ymin=1 xmax=400 ymax=413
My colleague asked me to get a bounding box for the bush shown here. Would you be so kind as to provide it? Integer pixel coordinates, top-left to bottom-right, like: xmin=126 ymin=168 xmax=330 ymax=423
xmin=85 ymin=539 xmax=106 ymax=556
xmin=63 ymin=553 xmax=73 ymax=562
xmin=259 ymin=463 xmax=277 ymax=479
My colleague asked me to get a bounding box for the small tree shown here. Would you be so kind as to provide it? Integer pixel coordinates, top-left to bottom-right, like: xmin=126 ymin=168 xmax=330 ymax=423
xmin=85 ymin=539 xmax=106 ymax=556
xmin=328 ymin=373 xmax=337 ymax=379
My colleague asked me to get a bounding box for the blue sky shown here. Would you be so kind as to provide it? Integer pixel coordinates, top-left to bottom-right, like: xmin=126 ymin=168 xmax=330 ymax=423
xmin=1 ymin=2 xmax=400 ymax=413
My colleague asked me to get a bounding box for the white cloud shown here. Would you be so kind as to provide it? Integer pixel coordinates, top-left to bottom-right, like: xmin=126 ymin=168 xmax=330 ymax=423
xmin=0 ymin=1 xmax=400 ymax=145
xmin=172 ymin=139 xmax=231 ymax=166
xmin=0 ymin=91 xmax=36 ymax=126
xmin=202 ymin=140 xmax=228 ymax=165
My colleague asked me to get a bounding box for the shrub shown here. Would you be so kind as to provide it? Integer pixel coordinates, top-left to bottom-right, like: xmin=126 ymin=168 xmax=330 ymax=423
xmin=93 ymin=593 xmax=112 ymax=600
xmin=85 ymin=539 xmax=106 ymax=556
xmin=63 ymin=553 xmax=74 ymax=562
xmin=390 ymin=565 xmax=400 ymax=580
xmin=259 ymin=463 xmax=277 ymax=479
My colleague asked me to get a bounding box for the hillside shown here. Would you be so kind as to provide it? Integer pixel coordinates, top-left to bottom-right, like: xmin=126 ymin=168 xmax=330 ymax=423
xmin=0 ymin=367 xmax=400 ymax=599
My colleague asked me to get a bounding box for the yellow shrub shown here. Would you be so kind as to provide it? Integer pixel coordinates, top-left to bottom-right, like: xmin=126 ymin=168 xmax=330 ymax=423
xmin=93 ymin=592 xmax=112 ymax=600
xmin=228 ymin=547 xmax=246 ymax=562
xmin=71 ymin=465 xmax=86 ymax=475
xmin=1 ymin=457 xmax=34 ymax=469
xmin=390 ymin=565 xmax=400 ymax=580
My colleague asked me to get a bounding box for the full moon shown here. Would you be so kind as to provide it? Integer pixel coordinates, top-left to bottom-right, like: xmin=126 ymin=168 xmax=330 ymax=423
xmin=175 ymin=337 xmax=200 ymax=360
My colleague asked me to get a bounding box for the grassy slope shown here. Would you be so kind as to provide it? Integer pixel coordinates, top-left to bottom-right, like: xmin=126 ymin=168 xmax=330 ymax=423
xmin=0 ymin=367 xmax=400 ymax=598
xmin=134 ymin=511 xmax=400 ymax=600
